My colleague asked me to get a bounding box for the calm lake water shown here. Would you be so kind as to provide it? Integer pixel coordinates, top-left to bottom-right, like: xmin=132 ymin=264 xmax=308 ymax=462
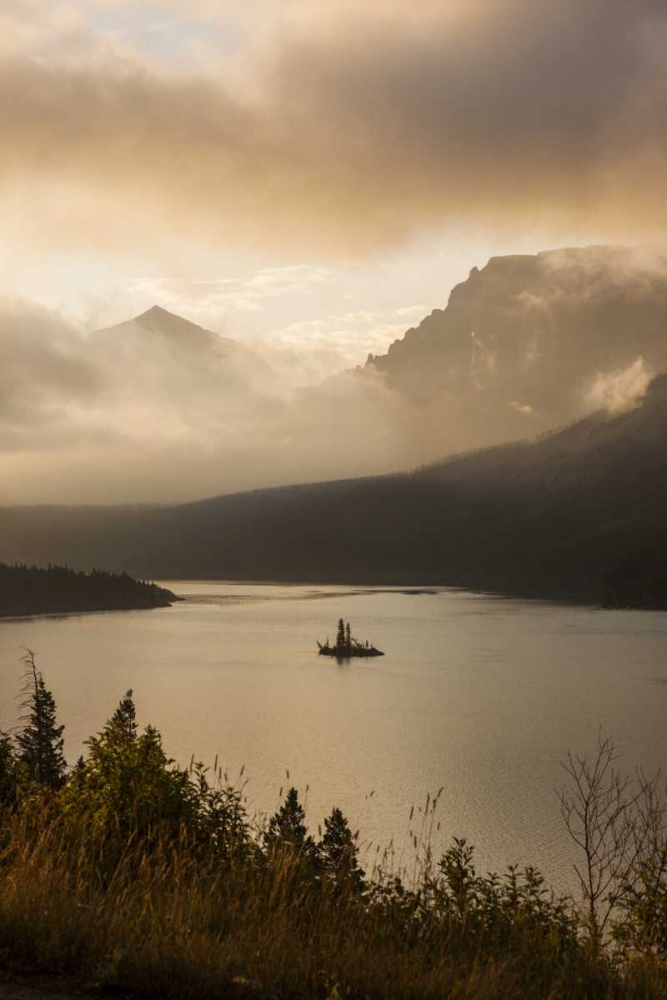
xmin=1 ymin=583 xmax=666 ymax=891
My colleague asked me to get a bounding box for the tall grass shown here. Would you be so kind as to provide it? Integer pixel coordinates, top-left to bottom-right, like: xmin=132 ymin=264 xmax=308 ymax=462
xmin=0 ymin=797 xmax=664 ymax=999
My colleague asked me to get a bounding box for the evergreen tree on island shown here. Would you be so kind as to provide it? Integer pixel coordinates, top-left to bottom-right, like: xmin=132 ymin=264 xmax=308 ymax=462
xmin=336 ymin=618 xmax=346 ymax=650
xmin=318 ymin=618 xmax=384 ymax=658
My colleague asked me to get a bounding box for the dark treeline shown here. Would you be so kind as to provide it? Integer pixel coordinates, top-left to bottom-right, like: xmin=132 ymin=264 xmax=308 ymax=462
xmin=0 ymin=562 xmax=177 ymax=618
xmin=0 ymin=375 xmax=666 ymax=608
xmin=1 ymin=655 xmax=666 ymax=998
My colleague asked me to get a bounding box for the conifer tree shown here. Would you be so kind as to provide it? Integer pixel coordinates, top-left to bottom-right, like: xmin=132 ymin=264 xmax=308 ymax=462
xmin=103 ymin=689 xmax=138 ymax=747
xmin=16 ymin=650 xmax=66 ymax=789
xmin=318 ymin=807 xmax=365 ymax=894
xmin=345 ymin=621 xmax=352 ymax=651
xmin=336 ymin=618 xmax=345 ymax=649
xmin=265 ymin=787 xmax=310 ymax=850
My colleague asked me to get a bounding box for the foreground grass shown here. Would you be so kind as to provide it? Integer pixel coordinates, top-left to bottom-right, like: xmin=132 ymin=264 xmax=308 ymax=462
xmin=1 ymin=804 xmax=665 ymax=1000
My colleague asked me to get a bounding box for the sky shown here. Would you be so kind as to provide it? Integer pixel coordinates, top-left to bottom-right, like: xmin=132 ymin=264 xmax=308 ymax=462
xmin=3 ymin=0 xmax=666 ymax=367
xmin=1 ymin=0 xmax=667 ymax=503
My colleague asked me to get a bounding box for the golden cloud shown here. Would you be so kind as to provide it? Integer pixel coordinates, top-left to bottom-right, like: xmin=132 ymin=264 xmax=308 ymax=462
xmin=0 ymin=0 xmax=666 ymax=253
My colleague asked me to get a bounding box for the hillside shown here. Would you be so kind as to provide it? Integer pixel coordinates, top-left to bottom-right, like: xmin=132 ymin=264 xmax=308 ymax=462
xmin=0 ymin=375 xmax=665 ymax=607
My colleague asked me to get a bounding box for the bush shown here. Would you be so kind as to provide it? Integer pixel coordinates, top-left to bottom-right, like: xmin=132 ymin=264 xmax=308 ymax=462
xmin=0 ymin=662 xmax=665 ymax=999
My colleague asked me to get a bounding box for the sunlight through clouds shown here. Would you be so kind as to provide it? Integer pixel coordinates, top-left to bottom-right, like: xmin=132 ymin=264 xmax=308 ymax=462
xmin=1 ymin=0 xmax=667 ymax=256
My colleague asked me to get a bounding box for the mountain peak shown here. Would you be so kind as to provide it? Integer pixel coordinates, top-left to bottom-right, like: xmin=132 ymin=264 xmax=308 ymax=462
xmin=137 ymin=304 xmax=174 ymax=321
xmin=133 ymin=304 xmax=204 ymax=330
xmin=97 ymin=305 xmax=236 ymax=354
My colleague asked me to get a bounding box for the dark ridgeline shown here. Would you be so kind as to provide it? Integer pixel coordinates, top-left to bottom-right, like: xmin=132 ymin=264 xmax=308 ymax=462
xmin=0 ymin=373 xmax=666 ymax=608
xmin=318 ymin=617 xmax=384 ymax=658
xmin=0 ymin=563 xmax=178 ymax=618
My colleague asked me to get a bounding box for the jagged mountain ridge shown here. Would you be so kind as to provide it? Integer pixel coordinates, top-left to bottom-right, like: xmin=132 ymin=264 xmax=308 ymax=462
xmin=82 ymin=246 xmax=667 ymax=496
xmin=94 ymin=245 xmax=667 ymax=469
xmin=4 ymin=243 xmax=667 ymax=506
xmin=365 ymin=244 xmax=667 ymax=443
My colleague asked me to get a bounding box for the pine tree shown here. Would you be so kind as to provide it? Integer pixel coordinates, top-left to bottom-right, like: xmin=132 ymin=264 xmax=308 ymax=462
xmin=336 ymin=618 xmax=345 ymax=650
xmin=16 ymin=650 xmax=66 ymax=789
xmin=345 ymin=621 xmax=352 ymax=652
xmin=103 ymin=689 xmax=138 ymax=747
xmin=318 ymin=807 xmax=365 ymax=894
xmin=265 ymin=787 xmax=309 ymax=850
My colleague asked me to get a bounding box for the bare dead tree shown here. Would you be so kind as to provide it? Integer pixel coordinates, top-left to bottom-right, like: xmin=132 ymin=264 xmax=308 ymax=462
xmin=615 ymin=771 xmax=667 ymax=955
xmin=560 ymin=733 xmax=652 ymax=952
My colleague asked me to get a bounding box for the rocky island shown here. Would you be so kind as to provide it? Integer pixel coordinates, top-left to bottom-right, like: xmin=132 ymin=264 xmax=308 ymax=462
xmin=318 ymin=618 xmax=384 ymax=658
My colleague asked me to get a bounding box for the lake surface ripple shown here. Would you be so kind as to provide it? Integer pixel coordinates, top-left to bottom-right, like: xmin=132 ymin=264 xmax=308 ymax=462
xmin=1 ymin=583 xmax=665 ymax=892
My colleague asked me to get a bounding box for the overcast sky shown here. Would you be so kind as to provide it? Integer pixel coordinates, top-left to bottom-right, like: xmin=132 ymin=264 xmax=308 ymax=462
xmin=2 ymin=0 xmax=667 ymax=503
xmin=3 ymin=0 xmax=665 ymax=365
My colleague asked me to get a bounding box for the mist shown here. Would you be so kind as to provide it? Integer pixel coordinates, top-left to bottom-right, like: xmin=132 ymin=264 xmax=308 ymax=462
xmin=0 ymin=301 xmax=410 ymax=503
xmin=3 ymin=242 xmax=667 ymax=504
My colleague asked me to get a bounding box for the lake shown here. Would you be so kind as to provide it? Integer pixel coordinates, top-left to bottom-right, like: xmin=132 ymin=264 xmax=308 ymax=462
xmin=1 ymin=582 xmax=666 ymax=892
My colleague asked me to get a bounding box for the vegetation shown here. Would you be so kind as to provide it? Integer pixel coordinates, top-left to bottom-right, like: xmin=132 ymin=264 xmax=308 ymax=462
xmin=15 ymin=650 xmax=66 ymax=789
xmin=0 ymin=562 xmax=178 ymax=618
xmin=0 ymin=659 xmax=666 ymax=998
xmin=318 ymin=618 xmax=384 ymax=658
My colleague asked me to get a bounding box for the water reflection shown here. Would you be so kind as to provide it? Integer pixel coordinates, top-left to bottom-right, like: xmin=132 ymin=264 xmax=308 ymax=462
xmin=0 ymin=583 xmax=665 ymax=892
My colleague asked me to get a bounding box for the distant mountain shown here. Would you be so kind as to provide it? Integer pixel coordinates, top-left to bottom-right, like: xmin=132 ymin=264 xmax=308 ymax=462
xmin=360 ymin=245 xmax=667 ymax=456
xmin=4 ymin=245 xmax=667 ymax=508
xmin=93 ymin=246 xmax=667 ymax=476
xmin=1 ymin=373 xmax=665 ymax=607
xmin=65 ymin=247 xmax=667 ymax=503
xmin=96 ymin=305 xmax=237 ymax=356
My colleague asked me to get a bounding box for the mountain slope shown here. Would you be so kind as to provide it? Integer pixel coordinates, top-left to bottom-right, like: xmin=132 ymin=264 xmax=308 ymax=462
xmin=362 ymin=244 xmax=667 ymax=456
xmin=1 ymin=375 xmax=665 ymax=606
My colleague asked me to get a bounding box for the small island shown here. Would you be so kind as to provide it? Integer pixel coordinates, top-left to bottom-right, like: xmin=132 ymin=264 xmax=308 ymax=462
xmin=0 ymin=563 xmax=179 ymax=619
xmin=318 ymin=618 xmax=384 ymax=659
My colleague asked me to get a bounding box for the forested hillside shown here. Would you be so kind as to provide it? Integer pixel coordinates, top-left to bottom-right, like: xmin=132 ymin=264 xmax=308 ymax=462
xmin=0 ymin=374 xmax=665 ymax=607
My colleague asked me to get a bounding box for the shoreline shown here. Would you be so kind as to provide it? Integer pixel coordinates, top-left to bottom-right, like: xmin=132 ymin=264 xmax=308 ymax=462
xmin=0 ymin=603 xmax=176 ymax=624
xmin=2 ymin=582 xmax=664 ymax=620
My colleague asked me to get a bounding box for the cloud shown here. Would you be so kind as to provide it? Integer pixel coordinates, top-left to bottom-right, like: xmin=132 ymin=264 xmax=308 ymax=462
xmin=89 ymin=269 xmax=429 ymax=382
xmin=0 ymin=0 xmax=666 ymax=254
xmin=587 ymin=357 xmax=653 ymax=415
xmin=509 ymin=401 xmax=534 ymax=416
xmin=125 ymin=266 xmax=335 ymax=320
xmin=0 ymin=301 xmax=101 ymax=450
xmin=0 ymin=301 xmax=410 ymax=503
xmin=0 ymin=251 xmax=664 ymax=504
